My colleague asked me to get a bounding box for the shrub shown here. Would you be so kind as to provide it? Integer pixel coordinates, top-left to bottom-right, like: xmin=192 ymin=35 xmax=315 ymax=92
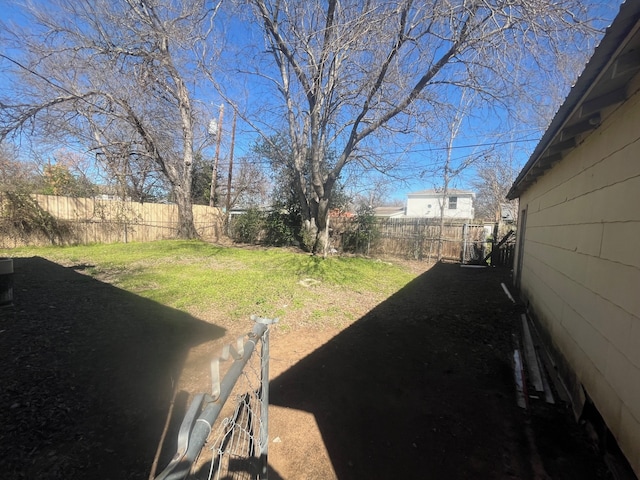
xmin=263 ymin=210 xmax=298 ymax=246
xmin=232 ymin=207 xmax=304 ymax=247
xmin=342 ymin=205 xmax=380 ymax=254
xmin=231 ymin=208 xmax=265 ymax=244
xmin=0 ymin=192 xmax=74 ymax=246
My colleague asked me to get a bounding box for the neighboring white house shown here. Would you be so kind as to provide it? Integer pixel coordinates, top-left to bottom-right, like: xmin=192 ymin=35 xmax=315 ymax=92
xmin=405 ymin=189 xmax=475 ymax=219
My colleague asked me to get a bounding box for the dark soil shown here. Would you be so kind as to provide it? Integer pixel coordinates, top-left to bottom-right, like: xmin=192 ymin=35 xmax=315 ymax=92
xmin=0 ymin=257 xmax=225 ymax=479
xmin=0 ymin=256 xmax=611 ymax=479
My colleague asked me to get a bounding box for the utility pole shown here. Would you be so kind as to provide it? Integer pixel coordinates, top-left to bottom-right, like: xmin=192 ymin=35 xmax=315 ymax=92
xmin=209 ymin=104 xmax=224 ymax=207
xmin=226 ymin=107 xmax=237 ymax=217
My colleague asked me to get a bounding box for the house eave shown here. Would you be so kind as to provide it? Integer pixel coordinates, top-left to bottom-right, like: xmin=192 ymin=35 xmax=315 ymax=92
xmin=408 ymin=189 xmax=475 ymax=198
xmin=507 ymin=0 xmax=640 ymax=200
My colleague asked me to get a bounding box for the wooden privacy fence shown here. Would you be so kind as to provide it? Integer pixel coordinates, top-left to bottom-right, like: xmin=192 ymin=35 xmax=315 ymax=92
xmin=330 ymin=217 xmax=502 ymax=264
xmin=486 ymin=230 xmax=517 ymax=267
xmin=0 ymin=193 xmax=224 ymax=247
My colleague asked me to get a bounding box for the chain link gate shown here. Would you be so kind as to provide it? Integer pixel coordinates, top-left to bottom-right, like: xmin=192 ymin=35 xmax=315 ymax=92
xmin=155 ymin=316 xmax=277 ymax=480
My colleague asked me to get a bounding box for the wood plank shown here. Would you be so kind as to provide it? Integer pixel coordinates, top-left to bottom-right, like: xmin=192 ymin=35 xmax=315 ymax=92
xmin=501 ymin=283 xmax=515 ymax=303
xmin=540 ymin=357 xmax=555 ymax=404
xmin=561 ymin=114 xmax=601 ymax=138
xmin=548 ymin=137 xmax=576 ymax=155
xmin=580 ymin=88 xmax=626 ymax=117
xmin=513 ymin=348 xmax=527 ymax=409
xmin=521 ymin=314 xmax=544 ymax=393
xmin=612 ymin=49 xmax=640 ymax=78
xmin=527 ymin=318 xmax=571 ymax=403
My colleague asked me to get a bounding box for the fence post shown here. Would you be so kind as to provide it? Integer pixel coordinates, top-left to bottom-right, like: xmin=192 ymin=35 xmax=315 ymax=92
xmin=252 ymin=315 xmax=278 ymax=480
xmin=491 ymin=223 xmax=498 ymax=266
xmin=462 ymin=223 xmax=468 ymax=263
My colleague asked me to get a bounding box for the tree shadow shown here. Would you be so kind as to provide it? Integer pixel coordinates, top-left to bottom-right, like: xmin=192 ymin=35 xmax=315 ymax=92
xmin=0 ymin=256 xmax=226 ymax=480
xmin=269 ymin=262 xmax=527 ymax=479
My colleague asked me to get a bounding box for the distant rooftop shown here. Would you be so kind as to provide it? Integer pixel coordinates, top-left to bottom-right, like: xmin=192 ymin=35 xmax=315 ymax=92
xmin=408 ymin=189 xmax=475 ymax=197
xmin=373 ymin=206 xmax=405 ymax=217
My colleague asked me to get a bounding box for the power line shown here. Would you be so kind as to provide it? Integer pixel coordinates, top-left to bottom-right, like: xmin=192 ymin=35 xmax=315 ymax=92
xmin=232 ymin=133 xmax=540 ymax=163
xmin=378 ymin=136 xmax=540 ymax=156
xmin=0 ymin=53 xmax=80 ymax=100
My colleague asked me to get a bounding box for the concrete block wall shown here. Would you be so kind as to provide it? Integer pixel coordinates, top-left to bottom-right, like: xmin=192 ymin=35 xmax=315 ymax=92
xmin=517 ymin=80 xmax=640 ymax=477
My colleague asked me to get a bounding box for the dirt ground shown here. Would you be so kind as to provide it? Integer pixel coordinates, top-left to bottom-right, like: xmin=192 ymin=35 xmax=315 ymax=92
xmin=0 ymin=255 xmax=611 ymax=479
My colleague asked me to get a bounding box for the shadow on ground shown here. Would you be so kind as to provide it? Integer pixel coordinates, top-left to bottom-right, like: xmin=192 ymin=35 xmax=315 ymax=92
xmin=0 ymin=257 xmax=225 ymax=480
xmin=268 ymin=262 xmax=608 ymax=479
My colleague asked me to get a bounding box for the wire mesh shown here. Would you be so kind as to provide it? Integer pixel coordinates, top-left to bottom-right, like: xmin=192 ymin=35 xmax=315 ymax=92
xmin=205 ymin=351 xmax=265 ymax=480
xmin=154 ymin=319 xmax=273 ymax=480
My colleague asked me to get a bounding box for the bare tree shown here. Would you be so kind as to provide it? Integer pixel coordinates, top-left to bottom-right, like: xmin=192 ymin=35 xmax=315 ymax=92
xmin=350 ymin=175 xmax=397 ymax=211
xmin=90 ymin=126 xmax=170 ymax=202
xmin=422 ymin=89 xmax=489 ymax=260
xmin=226 ymin=157 xmax=271 ymax=210
xmin=0 ymin=147 xmax=39 ymax=192
xmin=0 ymin=0 xmax=222 ymax=238
xmin=472 ymin=155 xmax=519 ymax=222
xmin=232 ymin=0 xmax=602 ymax=253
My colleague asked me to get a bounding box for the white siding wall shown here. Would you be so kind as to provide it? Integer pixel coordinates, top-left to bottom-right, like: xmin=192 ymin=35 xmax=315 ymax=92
xmin=517 ymin=77 xmax=640 ymax=477
xmin=406 ymin=195 xmax=474 ymax=219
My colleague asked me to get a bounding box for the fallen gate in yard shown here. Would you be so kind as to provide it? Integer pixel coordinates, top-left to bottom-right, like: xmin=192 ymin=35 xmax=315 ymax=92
xmin=154 ymin=317 xmax=277 ymax=480
xmin=484 ymin=229 xmax=516 ymax=267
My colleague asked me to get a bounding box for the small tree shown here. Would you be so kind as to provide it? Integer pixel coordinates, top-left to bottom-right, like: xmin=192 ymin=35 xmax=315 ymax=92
xmin=0 ymin=147 xmax=39 ymax=193
xmin=343 ymin=204 xmax=379 ymax=255
xmin=472 ymin=156 xmax=519 ymax=222
xmin=224 ymin=157 xmax=271 ymax=212
xmin=40 ymin=163 xmax=95 ymax=197
xmin=191 ymin=153 xmax=214 ymax=206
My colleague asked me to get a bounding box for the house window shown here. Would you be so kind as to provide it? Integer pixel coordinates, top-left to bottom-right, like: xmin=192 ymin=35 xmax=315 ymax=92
xmin=448 ymin=196 xmax=458 ymax=210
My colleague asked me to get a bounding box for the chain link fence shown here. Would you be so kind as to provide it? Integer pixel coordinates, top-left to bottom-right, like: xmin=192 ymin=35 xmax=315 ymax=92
xmin=155 ymin=317 xmax=277 ymax=480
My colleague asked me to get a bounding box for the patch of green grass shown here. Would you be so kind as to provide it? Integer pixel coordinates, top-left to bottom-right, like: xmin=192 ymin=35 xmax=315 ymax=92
xmin=1 ymin=240 xmax=416 ymax=325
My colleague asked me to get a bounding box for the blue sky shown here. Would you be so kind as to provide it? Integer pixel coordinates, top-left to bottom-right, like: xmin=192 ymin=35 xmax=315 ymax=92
xmin=206 ymin=1 xmax=624 ymax=203
xmin=0 ymin=0 xmax=625 ymax=204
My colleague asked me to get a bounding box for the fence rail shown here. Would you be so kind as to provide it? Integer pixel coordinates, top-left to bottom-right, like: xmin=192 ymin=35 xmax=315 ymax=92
xmin=0 ymin=193 xmax=224 ymax=247
xmin=330 ymin=217 xmax=497 ymax=262
xmin=155 ymin=317 xmax=276 ymax=480
xmin=1 ymin=193 xmax=516 ymax=267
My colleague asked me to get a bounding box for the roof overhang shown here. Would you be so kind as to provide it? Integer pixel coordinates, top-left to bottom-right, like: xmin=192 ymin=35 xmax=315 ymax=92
xmin=407 ymin=190 xmax=475 ymax=197
xmin=507 ymin=0 xmax=640 ymax=200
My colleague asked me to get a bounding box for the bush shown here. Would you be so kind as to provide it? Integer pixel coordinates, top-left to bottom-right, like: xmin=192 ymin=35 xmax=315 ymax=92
xmin=263 ymin=210 xmax=298 ymax=246
xmin=231 ymin=208 xmax=266 ymax=244
xmin=0 ymin=192 xmax=74 ymax=246
xmin=232 ymin=207 xmax=303 ymax=247
xmin=342 ymin=205 xmax=380 ymax=254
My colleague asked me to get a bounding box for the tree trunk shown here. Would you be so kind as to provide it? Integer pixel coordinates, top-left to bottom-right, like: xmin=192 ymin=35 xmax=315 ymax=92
xmin=297 ymin=208 xmax=331 ymax=255
xmin=174 ymin=185 xmax=198 ymax=239
xmin=310 ymin=196 xmax=330 ymax=255
xmin=436 ymin=181 xmax=449 ymax=262
xmin=300 ymin=217 xmax=318 ymax=251
xmin=436 ymin=195 xmax=445 ymax=262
